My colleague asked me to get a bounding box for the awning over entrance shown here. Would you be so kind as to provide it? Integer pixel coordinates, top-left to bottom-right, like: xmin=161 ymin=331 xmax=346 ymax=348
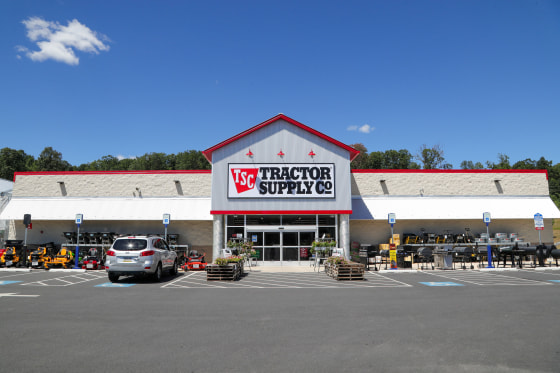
xmin=351 ymin=196 xmax=560 ymax=220
xmin=0 ymin=197 xmax=212 ymax=221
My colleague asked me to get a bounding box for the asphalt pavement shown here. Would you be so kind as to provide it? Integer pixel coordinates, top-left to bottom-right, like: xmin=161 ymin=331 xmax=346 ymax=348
xmin=1 ymin=267 xmax=560 ymax=373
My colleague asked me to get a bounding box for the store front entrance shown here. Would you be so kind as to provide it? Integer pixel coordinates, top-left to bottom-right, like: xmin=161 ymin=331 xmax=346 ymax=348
xmin=246 ymin=229 xmax=315 ymax=263
xmin=225 ymin=214 xmax=338 ymax=265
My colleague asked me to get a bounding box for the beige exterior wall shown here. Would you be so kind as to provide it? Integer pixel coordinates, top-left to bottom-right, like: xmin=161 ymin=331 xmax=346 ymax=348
xmin=351 ymin=171 xmax=550 ymax=196
xmin=12 ymin=172 xmax=212 ymax=198
xmin=13 ymin=170 xmax=549 ymax=198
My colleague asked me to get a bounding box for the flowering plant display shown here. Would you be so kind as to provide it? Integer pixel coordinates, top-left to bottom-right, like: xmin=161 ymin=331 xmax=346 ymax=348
xmin=239 ymin=241 xmax=254 ymax=255
xmin=214 ymin=257 xmax=229 ymax=266
xmin=226 ymin=255 xmax=244 ymax=263
xmin=326 ymin=256 xmax=348 ymax=265
xmin=214 ymin=255 xmax=244 ymax=265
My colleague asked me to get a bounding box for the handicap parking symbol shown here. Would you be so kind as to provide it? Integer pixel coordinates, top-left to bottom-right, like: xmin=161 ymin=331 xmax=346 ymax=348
xmin=549 ymin=280 xmax=560 ymax=284
xmin=420 ymin=282 xmax=464 ymax=287
xmin=95 ymin=283 xmax=135 ymax=288
xmin=0 ymin=281 xmax=23 ymax=285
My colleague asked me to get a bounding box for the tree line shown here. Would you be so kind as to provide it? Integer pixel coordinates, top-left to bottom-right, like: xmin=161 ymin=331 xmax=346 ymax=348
xmin=1 ymin=144 xmax=558 ymax=207
xmin=0 ymin=146 xmax=210 ymax=181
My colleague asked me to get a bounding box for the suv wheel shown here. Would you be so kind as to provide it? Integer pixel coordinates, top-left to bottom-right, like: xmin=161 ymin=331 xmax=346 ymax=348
xmin=108 ymin=273 xmax=119 ymax=283
xmin=170 ymin=260 xmax=178 ymax=276
xmin=153 ymin=263 xmax=162 ymax=282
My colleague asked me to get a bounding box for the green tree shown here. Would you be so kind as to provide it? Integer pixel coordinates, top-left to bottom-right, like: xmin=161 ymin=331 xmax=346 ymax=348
xmin=536 ymin=157 xmax=552 ymax=170
xmin=512 ymin=158 xmax=537 ymax=169
xmin=486 ymin=153 xmax=511 ymax=170
xmin=549 ymin=163 xmax=560 ymax=208
xmin=383 ymin=149 xmax=417 ymax=169
xmin=36 ymin=147 xmax=71 ymax=171
xmin=130 ymin=153 xmax=173 ymax=170
xmin=175 ymin=150 xmax=210 ymax=170
xmin=367 ymin=151 xmax=384 ymax=169
xmin=78 ymin=155 xmax=122 ymax=171
xmin=416 ymin=144 xmax=446 ymax=169
xmin=0 ymin=148 xmax=35 ymax=180
xmin=349 ymin=143 xmax=368 ymax=169
xmin=460 ymin=160 xmax=485 ymax=169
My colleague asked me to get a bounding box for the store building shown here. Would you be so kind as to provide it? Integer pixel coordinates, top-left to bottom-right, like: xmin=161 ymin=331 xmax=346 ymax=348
xmin=1 ymin=114 xmax=559 ymax=264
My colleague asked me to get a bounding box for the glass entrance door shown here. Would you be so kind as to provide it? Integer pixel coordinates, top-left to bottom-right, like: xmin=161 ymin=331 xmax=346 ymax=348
xmin=247 ymin=230 xmax=315 ymax=263
xmin=264 ymin=232 xmax=280 ymax=261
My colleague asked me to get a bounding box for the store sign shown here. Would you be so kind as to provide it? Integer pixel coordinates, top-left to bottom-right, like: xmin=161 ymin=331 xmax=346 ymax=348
xmin=228 ymin=163 xmax=335 ymax=199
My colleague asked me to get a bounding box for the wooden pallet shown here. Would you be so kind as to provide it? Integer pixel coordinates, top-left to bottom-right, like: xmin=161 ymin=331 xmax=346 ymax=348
xmin=325 ymin=262 xmax=365 ymax=281
xmin=206 ymin=263 xmax=242 ymax=281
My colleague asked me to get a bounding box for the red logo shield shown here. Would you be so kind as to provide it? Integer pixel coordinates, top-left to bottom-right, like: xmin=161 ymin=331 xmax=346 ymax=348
xmin=231 ymin=168 xmax=258 ymax=194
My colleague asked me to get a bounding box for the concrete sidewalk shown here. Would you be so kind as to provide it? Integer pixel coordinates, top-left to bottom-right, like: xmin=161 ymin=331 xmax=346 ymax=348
xmin=246 ymin=263 xmax=317 ymax=272
xmin=244 ymin=261 xmax=560 ymax=273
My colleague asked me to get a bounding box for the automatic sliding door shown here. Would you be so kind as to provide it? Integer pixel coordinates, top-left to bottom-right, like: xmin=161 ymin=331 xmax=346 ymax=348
xmin=282 ymin=232 xmax=298 ymax=261
xmin=264 ymin=232 xmax=280 ymax=261
xmin=246 ymin=229 xmax=316 ymax=263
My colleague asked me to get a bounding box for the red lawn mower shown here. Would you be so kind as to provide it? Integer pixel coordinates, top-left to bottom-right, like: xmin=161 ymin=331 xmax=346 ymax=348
xmin=82 ymin=247 xmax=104 ymax=270
xmin=182 ymin=250 xmax=207 ymax=271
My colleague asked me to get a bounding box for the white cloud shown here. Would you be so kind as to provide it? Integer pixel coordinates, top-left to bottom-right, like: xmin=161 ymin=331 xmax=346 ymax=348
xmin=18 ymin=17 xmax=110 ymax=65
xmin=116 ymin=155 xmax=137 ymax=161
xmin=358 ymin=124 xmax=374 ymax=133
xmin=347 ymin=124 xmax=375 ymax=134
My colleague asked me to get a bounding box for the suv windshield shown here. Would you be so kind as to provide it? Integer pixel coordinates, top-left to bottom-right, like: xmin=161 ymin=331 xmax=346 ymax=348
xmin=113 ymin=239 xmax=148 ymax=251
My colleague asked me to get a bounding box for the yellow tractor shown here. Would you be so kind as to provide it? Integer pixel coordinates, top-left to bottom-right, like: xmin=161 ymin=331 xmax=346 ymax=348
xmin=28 ymin=243 xmax=54 ymax=269
xmin=1 ymin=240 xmax=23 ymax=268
xmin=46 ymin=246 xmax=75 ymax=269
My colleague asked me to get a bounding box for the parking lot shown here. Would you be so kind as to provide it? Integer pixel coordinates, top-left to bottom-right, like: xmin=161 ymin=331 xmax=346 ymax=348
xmin=2 ymin=267 xmax=560 ymax=291
xmin=2 ymin=267 xmax=560 ymax=373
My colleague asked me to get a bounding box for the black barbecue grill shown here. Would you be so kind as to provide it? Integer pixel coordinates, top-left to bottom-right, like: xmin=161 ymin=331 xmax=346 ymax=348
xmin=416 ymin=247 xmax=433 ymax=270
xmin=550 ymin=247 xmax=560 ymax=266
xmin=100 ymin=232 xmax=115 ymax=245
xmin=77 ymin=232 xmax=89 ymax=244
xmin=87 ymin=232 xmax=101 ymax=245
xmin=512 ymin=244 xmax=537 ymax=268
xmin=453 ymin=246 xmax=474 ymax=269
xmin=63 ymin=232 xmax=76 ymax=244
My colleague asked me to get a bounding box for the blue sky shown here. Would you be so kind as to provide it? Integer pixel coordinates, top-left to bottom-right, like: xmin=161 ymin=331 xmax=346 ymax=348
xmin=1 ymin=0 xmax=559 ymax=168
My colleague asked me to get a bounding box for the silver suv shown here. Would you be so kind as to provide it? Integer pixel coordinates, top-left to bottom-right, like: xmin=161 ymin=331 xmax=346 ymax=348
xmin=105 ymin=235 xmax=178 ymax=282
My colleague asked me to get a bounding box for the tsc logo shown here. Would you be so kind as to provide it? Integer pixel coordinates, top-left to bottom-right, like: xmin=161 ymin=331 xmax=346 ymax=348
xmin=231 ymin=168 xmax=258 ymax=194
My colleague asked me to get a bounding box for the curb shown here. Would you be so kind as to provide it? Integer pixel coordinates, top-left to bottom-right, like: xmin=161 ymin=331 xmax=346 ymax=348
xmin=0 ymin=268 xmax=32 ymax=272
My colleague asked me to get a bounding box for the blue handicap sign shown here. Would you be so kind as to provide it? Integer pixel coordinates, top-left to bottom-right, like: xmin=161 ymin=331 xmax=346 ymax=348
xmin=549 ymin=280 xmax=560 ymax=283
xmin=95 ymin=283 xmax=135 ymax=288
xmin=419 ymin=282 xmax=464 ymax=287
xmin=0 ymin=281 xmax=22 ymax=285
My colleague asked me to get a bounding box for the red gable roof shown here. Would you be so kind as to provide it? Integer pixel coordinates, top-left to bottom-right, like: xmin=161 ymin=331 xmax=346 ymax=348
xmin=202 ymin=114 xmax=360 ymax=163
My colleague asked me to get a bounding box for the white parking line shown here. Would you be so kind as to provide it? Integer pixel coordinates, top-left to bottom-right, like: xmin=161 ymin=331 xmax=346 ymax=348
xmin=162 ymin=271 xmax=415 ymax=288
xmin=21 ymin=272 xmax=107 ymax=287
xmin=424 ymin=271 xmax=552 ymax=286
xmin=0 ymin=293 xmax=39 ymax=298
xmin=365 ymin=272 xmax=413 ymax=287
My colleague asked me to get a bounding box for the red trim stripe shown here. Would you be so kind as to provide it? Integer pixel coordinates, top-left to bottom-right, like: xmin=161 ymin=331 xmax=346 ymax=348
xmin=351 ymin=169 xmax=547 ymax=174
xmin=14 ymin=170 xmax=211 ymax=181
xmin=351 ymin=169 xmax=549 ymax=179
xmin=210 ymin=210 xmax=352 ymax=215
